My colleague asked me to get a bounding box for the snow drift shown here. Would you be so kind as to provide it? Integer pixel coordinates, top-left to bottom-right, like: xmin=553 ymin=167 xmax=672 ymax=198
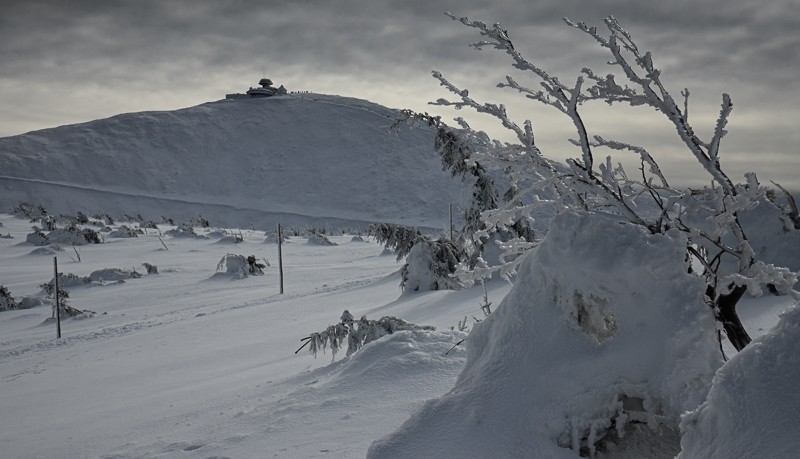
xmin=0 ymin=93 xmax=462 ymax=230
xmin=678 ymin=305 xmax=800 ymax=458
xmin=369 ymin=211 xmax=724 ymax=457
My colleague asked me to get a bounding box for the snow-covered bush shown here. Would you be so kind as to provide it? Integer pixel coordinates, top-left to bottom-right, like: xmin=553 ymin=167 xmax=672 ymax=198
xmin=371 ymin=13 xmax=800 ymax=458
xmin=88 ymin=268 xmax=142 ymax=283
xmin=165 ymin=224 xmax=206 ymax=239
xmin=108 ymin=225 xmax=142 ymax=238
xmin=214 ymin=253 xmax=266 ymax=279
xmin=142 ymin=263 xmax=158 ymax=275
xmin=307 ymin=233 xmax=337 ymax=246
xmin=370 ymin=223 xmax=422 ymax=261
xmin=0 ymin=285 xmax=17 ymax=311
xmin=401 ymin=239 xmax=463 ymax=292
xmin=263 ymin=231 xmax=287 ymax=244
xmin=370 ymin=223 xmax=465 ymax=291
xmin=369 ymin=211 xmax=723 ymax=458
xmin=47 ymin=225 xmax=102 ymax=245
xmin=43 ymin=273 xmax=91 ymax=289
xmin=25 ymin=227 xmax=49 ymax=246
xmin=93 ymin=213 xmax=115 ymax=226
xmin=40 ymin=279 xmax=94 ymax=318
xmin=13 ymin=202 xmax=48 ymax=220
xmin=403 ymin=13 xmax=799 ymax=351
xmin=216 ymin=234 xmax=244 ymax=244
xmin=299 ymin=310 xmax=436 ymax=359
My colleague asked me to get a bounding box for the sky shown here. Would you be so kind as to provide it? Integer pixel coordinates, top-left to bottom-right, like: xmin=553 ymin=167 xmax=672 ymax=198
xmin=1 ymin=0 xmax=798 ymax=190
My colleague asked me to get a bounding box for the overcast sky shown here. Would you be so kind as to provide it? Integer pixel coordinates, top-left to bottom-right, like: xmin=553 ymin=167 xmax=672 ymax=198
xmin=1 ymin=0 xmax=798 ymax=189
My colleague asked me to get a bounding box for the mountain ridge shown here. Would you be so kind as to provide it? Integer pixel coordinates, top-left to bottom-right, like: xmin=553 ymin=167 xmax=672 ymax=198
xmin=0 ymin=93 xmax=463 ymax=230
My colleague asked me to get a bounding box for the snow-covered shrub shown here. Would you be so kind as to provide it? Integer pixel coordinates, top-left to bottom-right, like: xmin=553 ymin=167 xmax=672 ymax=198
xmin=93 ymin=213 xmax=115 ymax=226
xmin=88 ymin=268 xmax=142 ymax=283
xmin=351 ymin=235 xmax=367 ymax=243
xmin=206 ymin=229 xmax=229 ymax=239
xmin=214 ymin=253 xmax=266 ymax=279
xmin=185 ymin=216 xmax=211 ymax=228
xmin=307 ymin=233 xmax=337 ymax=246
xmin=40 ymin=215 xmax=57 ymax=231
xmin=13 ymin=202 xmax=48 ymax=220
xmin=40 ymin=279 xmax=94 ymax=318
xmin=401 ymin=239 xmax=463 ymax=292
xmin=370 ymin=223 xmax=422 ymax=261
xmin=108 ymin=225 xmax=142 ymax=238
xmin=264 ymin=231 xmax=287 ymax=244
xmin=216 ymin=234 xmax=244 ymax=244
xmin=142 ymin=263 xmax=158 ymax=275
xmin=43 ymin=273 xmax=91 ymax=290
xmin=25 ymin=227 xmax=49 ymax=246
xmin=0 ymin=285 xmax=17 ymax=311
xmin=400 ymin=13 xmax=800 ymax=351
xmin=371 ymin=223 xmax=464 ymax=291
xmin=165 ymin=224 xmax=206 ymax=239
xmin=17 ymin=296 xmax=45 ymax=310
xmin=47 ymin=225 xmax=102 ymax=245
xmin=369 ymin=211 xmax=722 ymax=458
xmin=299 ymin=310 xmax=435 ymax=359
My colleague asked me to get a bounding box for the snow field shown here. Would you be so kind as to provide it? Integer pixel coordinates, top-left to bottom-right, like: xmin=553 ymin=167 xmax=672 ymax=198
xmin=0 ymin=214 xmax=507 ymax=458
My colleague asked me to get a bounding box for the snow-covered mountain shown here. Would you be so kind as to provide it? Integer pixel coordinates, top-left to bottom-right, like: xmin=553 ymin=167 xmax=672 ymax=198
xmin=0 ymin=93 xmax=462 ymax=230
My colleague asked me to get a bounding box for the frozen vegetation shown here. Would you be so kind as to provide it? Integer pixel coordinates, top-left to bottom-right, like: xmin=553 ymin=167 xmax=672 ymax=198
xmin=1 ymin=13 xmax=799 ymax=459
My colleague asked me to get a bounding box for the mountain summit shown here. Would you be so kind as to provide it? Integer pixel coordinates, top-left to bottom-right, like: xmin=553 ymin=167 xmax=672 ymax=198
xmin=0 ymin=93 xmax=462 ymax=229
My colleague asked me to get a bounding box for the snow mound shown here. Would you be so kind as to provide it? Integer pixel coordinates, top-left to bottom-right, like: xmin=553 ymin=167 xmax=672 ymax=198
xmin=678 ymin=304 xmax=800 ymax=458
xmin=296 ymin=329 xmax=466 ymax=396
xmin=369 ymin=211 xmax=723 ymax=458
xmin=307 ymin=233 xmax=337 ymax=246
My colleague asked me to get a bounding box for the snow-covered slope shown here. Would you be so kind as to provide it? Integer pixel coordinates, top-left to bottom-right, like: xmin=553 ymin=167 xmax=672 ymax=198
xmin=0 ymin=94 xmax=462 ymax=229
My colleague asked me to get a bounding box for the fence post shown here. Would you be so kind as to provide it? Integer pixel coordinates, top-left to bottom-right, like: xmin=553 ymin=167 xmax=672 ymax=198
xmin=449 ymin=203 xmax=453 ymax=241
xmin=53 ymin=257 xmax=61 ymax=338
xmin=277 ymin=224 xmax=284 ymax=294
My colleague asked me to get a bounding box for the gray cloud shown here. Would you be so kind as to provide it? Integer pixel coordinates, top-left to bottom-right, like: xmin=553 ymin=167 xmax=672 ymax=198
xmin=1 ymin=0 xmax=798 ymax=189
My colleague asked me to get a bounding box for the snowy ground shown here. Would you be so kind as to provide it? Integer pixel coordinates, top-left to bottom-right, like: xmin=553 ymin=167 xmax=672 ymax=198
xmin=0 ymin=212 xmax=793 ymax=458
xmin=0 ymin=213 xmax=510 ymax=458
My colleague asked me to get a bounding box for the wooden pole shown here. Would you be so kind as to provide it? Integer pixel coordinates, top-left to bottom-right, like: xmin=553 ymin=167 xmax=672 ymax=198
xmin=53 ymin=257 xmax=61 ymax=338
xmin=277 ymin=224 xmax=284 ymax=294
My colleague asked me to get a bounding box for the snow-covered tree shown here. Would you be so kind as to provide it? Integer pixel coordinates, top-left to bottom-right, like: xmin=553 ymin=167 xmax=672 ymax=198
xmin=423 ymin=13 xmax=798 ymax=351
xmin=370 ymin=223 xmax=465 ymax=291
xmin=0 ymin=285 xmax=17 ymax=311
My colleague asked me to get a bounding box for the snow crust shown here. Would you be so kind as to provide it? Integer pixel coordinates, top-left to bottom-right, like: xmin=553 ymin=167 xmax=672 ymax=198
xmin=369 ymin=211 xmax=724 ymax=457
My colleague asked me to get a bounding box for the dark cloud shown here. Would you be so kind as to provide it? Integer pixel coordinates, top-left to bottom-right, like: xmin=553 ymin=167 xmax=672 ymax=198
xmin=0 ymin=0 xmax=797 ymax=189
